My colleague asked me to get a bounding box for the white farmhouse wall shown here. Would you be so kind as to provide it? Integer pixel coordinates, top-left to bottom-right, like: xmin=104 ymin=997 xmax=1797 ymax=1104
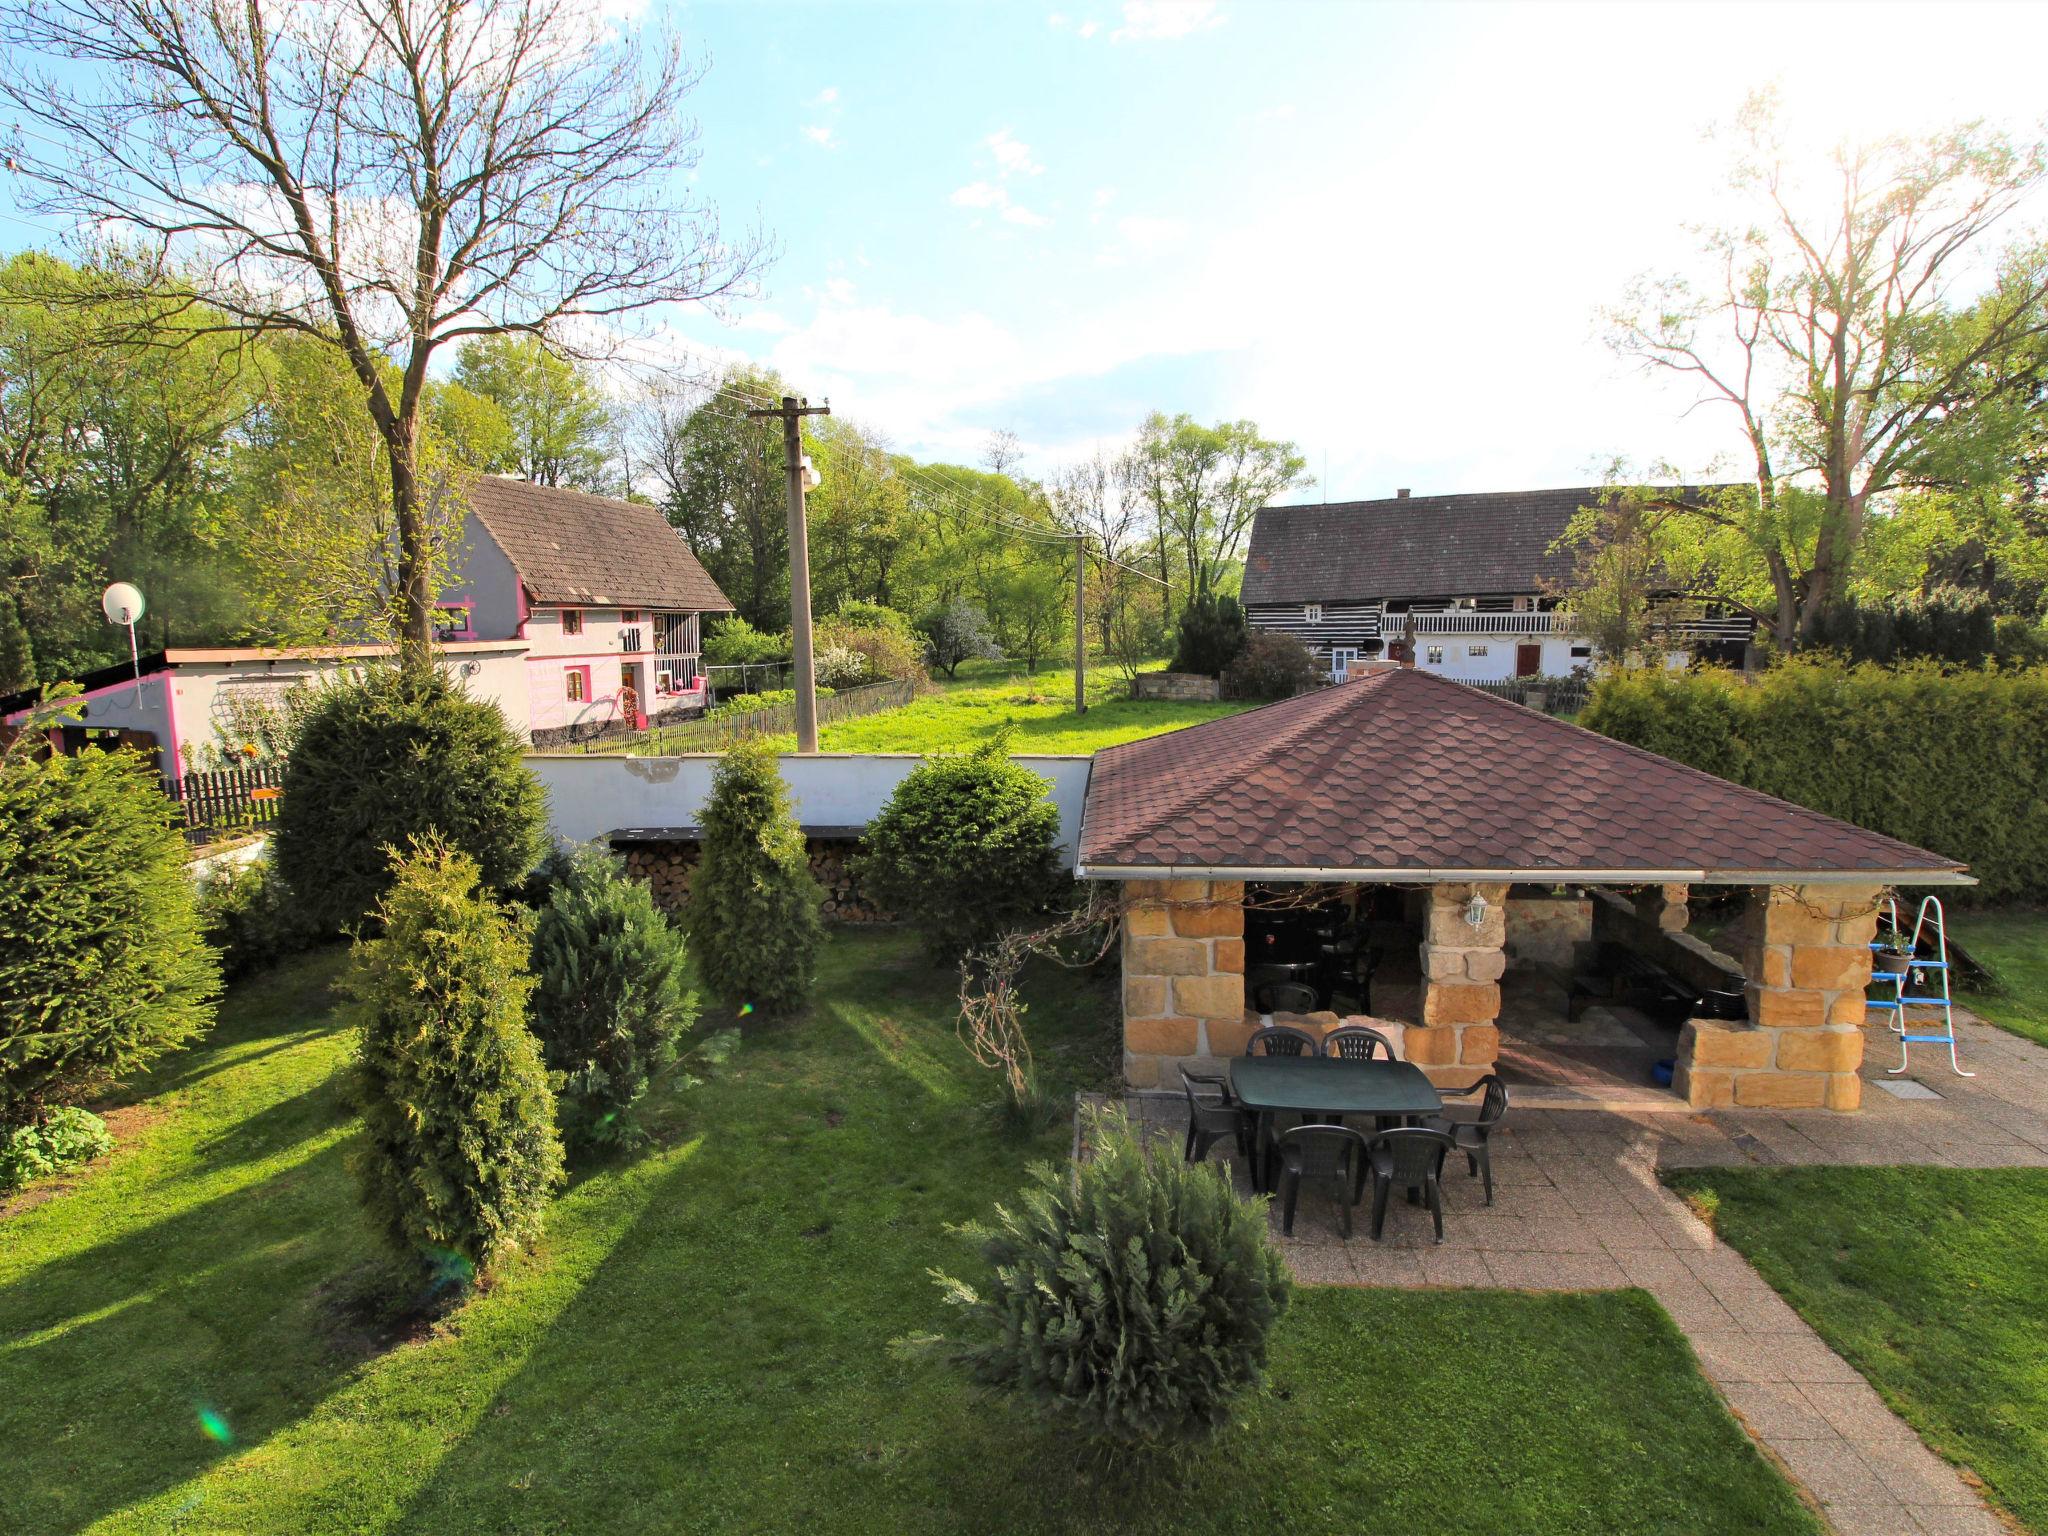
xmin=441 ymin=513 xmax=526 ymax=641
xmin=58 ymin=674 xmax=178 ymax=774
xmin=527 ymin=752 xmax=1095 ymax=867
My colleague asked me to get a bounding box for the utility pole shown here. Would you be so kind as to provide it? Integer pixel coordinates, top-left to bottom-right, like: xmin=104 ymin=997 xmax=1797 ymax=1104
xmin=747 ymin=395 xmax=832 ymax=751
xmin=1073 ymin=533 xmax=1087 ymax=715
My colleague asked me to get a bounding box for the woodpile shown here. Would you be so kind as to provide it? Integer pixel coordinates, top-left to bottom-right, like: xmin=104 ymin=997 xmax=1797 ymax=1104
xmin=619 ymin=837 xmax=893 ymax=923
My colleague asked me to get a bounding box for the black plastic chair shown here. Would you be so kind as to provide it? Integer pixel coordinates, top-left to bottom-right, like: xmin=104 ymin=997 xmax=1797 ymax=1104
xmin=1178 ymin=1066 xmax=1249 ymax=1165
xmin=1323 ymin=1025 xmax=1394 ymax=1061
xmin=1274 ymin=1124 xmax=1371 ymax=1237
xmin=1245 ymin=1024 xmax=1319 ymax=1057
xmin=1425 ymin=1074 xmax=1509 ymax=1205
xmin=1254 ymin=980 xmax=1320 ymax=1015
xmin=1363 ymin=1127 xmax=1457 ymax=1243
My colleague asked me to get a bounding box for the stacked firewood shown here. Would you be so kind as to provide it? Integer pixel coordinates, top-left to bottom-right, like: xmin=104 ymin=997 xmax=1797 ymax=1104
xmin=619 ymin=838 xmax=893 ymax=923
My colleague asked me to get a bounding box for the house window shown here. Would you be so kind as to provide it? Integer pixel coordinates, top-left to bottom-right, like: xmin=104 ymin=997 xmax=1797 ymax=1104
xmin=560 ymin=609 xmax=583 ymax=636
xmin=619 ymin=609 xmax=640 ymax=624
xmin=1570 ymin=644 xmax=1593 ymax=659
xmin=1467 ymin=644 xmax=1488 ymax=658
xmin=1425 ymin=645 xmax=1445 ymax=666
xmin=1303 ymin=603 xmax=1323 ymax=624
xmin=565 ymin=667 xmax=589 ymax=703
xmin=431 ymin=603 xmax=472 ymax=640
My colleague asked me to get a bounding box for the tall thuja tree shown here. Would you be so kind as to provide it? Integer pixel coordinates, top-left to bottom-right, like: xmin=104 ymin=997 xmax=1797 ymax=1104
xmin=3 ymin=0 xmax=766 ymax=669
xmin=683 ymin=739 xmax=821 ymax=1016
xmin=1603 ymin=91 xmax=2048 ymax=649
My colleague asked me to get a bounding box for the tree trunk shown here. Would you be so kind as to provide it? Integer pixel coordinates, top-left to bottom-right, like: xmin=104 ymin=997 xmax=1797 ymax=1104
xmin=384 ymin=421 xmax=435 ymax=675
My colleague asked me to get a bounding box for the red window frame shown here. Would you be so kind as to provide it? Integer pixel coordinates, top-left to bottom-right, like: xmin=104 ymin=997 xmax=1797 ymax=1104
xmin=560 ymin=608 xmax=584 ymax=637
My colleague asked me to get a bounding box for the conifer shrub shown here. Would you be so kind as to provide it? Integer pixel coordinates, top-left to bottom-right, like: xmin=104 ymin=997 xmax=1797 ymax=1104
xmin=1171 ymin=592 xmax=1249 ymax=677
xmin=0 ymin=1106 xmax=114 ymax=1190
xmin=1581 ymin=658 xmax=2048 ymax=903
xmin=0 ymin=742 xmax=219 ymax=1130
xmin=922 ymin=1106 xmax=1290 ymax=1447
xmin=528 ymin=846 xmax=703 ymax=1150
xmin=274 ymin=667 xmax=547 ymax=935
xmin=196 ymin=857 xmax=325 ymax=980
xmin=683 ymin=739 xmax=823 ymax=1015
xmin=345 ymin=841 xmax=563 ymax=1284
xmin=857 ymin=740 xmax=1062 ymax=960
xmin=1222 ymin=630 xmax=1321 ymax=699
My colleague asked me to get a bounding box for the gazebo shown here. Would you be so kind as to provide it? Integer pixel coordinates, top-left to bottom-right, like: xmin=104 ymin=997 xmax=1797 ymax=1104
xmin=1074 ymin=665 xmax=1969 ymax=1112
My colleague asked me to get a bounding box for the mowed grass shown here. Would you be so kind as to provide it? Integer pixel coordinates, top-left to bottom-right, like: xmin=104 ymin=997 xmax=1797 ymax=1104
xmin=2 ymin=929 xmax=1816 ymax=1535
xmin=1951 ymin=909 xmax=2048 ymax=1048
xmin=1666 ymin=1165 xmax=2048 ymax=1533
xmin=749 ymin=657 xmax=1255 ymax=755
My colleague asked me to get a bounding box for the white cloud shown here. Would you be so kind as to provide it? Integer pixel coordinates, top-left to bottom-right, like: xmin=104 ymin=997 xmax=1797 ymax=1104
xmin=802 ymin=124 xmax=838 ymax=150
xmin=1046 ymin=11 xmax=1068 ymax=27
xmin=1001 ymin=204 xmax=1050 ymax=227
xmin=1092 ymin=186 xmax=1116 ymax=208
xmin=986 ymin=128 xmax=1043 ymax=178
xmin=1078 ymin=19 xmax=1100 ymax=37
xmin=811 ymin=86 xmax=839 ymax=105
xmin=1111 ymin=0 xmax=1223 ymax=42
xmin=950 ymin=180 xmax=1005 ymax=209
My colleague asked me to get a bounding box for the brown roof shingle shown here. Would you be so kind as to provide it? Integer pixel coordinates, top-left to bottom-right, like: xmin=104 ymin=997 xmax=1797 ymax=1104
xmin=1239 ymin=485 xmax=1741 ymax=606
xmin=466 ymin=476 xmax=733 ymax=612
xmin=1078 ymin=668 xmax=1967 ymax=883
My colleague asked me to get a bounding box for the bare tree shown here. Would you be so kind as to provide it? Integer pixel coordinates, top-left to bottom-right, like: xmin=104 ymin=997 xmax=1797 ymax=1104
xmin=2 ymin=0 xmax=767 ymax=667
xmin=1047 ymin=447 xmax=1144 ymax=647
xmin=1607 ymin=91 xmax=2048 ymax=647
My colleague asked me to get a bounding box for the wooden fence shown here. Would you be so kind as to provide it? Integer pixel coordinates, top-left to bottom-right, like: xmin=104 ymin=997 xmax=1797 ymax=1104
xmin=165 ymin=763 xmax=286 ymax=845
xmin=612 ymin=677 xmax=920 ymax=755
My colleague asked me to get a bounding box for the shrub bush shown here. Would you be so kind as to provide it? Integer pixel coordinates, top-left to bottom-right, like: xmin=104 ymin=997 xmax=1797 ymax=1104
xmin=274 ymin=667 xmax=547 ymax=935
xmin=1807 ymin=586 xmax=2039 ymax=667
xmin=916 ymin=600 xmax=1000 ymax=678
xmin=817 ymin=613 xmax=926 ymax=683
xmin=345 ymin=841 xmax=563 ymax=1284
xmin=702 ymin=616 xmax=790 ymax=668
xmin=528 ymin=846 xmax=700 ymax=1150
xmin=812 ymin=643 xmax=871 ymax=689
xmin=1580 ymin=658 xmax=2048 ymax=903
xmin=706 ymin=686 xmax=835 ymax=721
xmin=924 ymin=1105 xmax=1290 ymax=1447
xmin=857 ymin=740 xmax=1062 ymax=960
xmin=683 ymin=739 xmax=823 ymax=1015
xmin=1171 ymin=592 xmax=1249 ymax=677
xmin=1222 ymin=630 xmax=1321 ymax=699
xmin=833 ymin=600 xmax=915 ymax=637
xmin=0 ymin=744 xmax=219 ymax=1130
xmin=196 ymin=857 xmax=325 ymax=980
xmin=0 ymin=1106 xmax=114 ymax=1191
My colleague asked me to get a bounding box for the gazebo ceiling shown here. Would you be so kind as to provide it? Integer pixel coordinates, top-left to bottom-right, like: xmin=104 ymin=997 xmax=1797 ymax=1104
xmin=1076 ymin=668 xmax=1969 ymax=886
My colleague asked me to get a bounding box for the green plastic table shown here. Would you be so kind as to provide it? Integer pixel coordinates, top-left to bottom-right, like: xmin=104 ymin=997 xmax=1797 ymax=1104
xmin=1228 ymin=1057 xmax=1444 ymax=1193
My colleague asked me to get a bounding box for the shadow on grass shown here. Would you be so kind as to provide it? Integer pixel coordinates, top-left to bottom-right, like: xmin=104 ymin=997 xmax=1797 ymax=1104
xmin=0 ymin=1141 xmax=372 ymax=1535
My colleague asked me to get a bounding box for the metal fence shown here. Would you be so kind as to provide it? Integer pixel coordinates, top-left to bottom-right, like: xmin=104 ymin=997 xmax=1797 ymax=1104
xmin=703 ymin=661 xmax=795 ymax=703
xmin=604 ymin=677 xmax=920 ymax=755
xmin=1455 ymin=677 xmax=1592 ymax=715
xmin=165 ymin=764 xmax=286 ymax=846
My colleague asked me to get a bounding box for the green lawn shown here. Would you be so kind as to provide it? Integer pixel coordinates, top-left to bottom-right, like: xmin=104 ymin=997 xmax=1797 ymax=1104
xmin=1666 ymin=1166 xmax=2048 ymax=1533
xmin=2 ymin=930 xmax=1816 ymax=1535
xmin=1951 ymin=909 xmax=2048 ymax=1048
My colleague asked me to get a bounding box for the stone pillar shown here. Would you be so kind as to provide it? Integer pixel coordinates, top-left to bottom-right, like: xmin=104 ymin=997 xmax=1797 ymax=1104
xmin=1674 ymin=883 xmax=1880 ymax=1112
xmin=1635 ymin=883 xmax=1691 ymax=934
xmin=1414 ymin=881 xmax=1509 ymax=1082
xmin=1120 ymin=879 xmax=1245 ymax=1089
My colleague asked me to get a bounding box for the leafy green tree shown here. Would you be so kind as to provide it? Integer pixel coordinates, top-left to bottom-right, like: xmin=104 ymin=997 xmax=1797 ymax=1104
xmin=683 ymin=739 xmax=822 ymax=1015
xmin=345 ymin=840 xmax=563 ymax=1284
xmin=274 ymin=668 xmax=548 ymax=934
xmin=645 ymin=368 xmax=792 ymax=629
xmin=454 ymin=337 xmax=617 ymax=491
xmin=805 ymin=417 xmax=914 ymax=612
xmin=0 ymin=703 xmax=220 ymax=1129
xmin=857 ymin=741 xmax=1063 ymax=960
xmin=1602 ymin=92 xmax=2048 ymax=648
xmin=1130 ymin=412 xmax=1309 ymax=595
xmin=528 ymin=846 xmax=704 ymax=1150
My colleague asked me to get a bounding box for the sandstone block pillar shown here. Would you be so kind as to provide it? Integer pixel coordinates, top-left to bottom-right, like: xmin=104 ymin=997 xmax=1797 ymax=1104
xmin=1635 ymin=883 xmax=1691 ymax=934
xmin=1674 ymin=882 xmax=1881 ymax=1112
xmin=1415 ymin=881 xmax=1509 ymax=1083
xmin=1120 ymin=879 xmax=1245 ymax=1088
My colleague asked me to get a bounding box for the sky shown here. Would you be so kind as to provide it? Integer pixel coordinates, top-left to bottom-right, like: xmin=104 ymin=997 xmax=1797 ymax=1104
xmin=6 ymin=0 xmax=2048 ymax=502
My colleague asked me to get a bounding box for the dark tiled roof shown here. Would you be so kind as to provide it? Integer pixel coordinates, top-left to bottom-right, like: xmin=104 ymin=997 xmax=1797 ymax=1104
xmin=1240 ymin=486 xmax=1738 ymax=605
xmin=467 ymin=476 xmax=733 ymax=612
xmin=1078 ymin=668 xmax=1967 ymax=882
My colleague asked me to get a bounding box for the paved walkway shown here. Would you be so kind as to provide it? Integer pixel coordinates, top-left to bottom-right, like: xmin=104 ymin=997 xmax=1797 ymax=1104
xmin=1122 ymin=1009 xmax=2048 ymax=1536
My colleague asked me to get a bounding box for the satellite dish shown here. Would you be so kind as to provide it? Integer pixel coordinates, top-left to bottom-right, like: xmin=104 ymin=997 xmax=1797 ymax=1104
xmin=102 ymin=582 xmax=145 ymax=626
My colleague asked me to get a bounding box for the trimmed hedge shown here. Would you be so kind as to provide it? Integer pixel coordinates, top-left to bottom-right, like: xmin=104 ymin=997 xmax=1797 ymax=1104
xmin=1580 ymin=660 xmax=2048 ymax=903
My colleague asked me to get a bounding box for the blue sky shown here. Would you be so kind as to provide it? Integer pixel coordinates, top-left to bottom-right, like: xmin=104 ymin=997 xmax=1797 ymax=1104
xmin=7 ymin=0 xmax=2048 ymax=499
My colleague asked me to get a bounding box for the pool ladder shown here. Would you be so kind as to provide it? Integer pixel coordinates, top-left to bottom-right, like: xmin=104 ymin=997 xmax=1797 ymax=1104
xmin=1867 ymin=895 xmax=1972 ymax=1077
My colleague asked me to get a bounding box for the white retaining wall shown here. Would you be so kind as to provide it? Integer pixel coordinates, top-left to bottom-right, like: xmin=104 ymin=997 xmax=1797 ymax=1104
xmin=526 ymin=752 xmax=1095 ymax=867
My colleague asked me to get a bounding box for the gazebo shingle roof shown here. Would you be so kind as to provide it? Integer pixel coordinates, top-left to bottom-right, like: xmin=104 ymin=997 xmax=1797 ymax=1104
xmin=467 ymin=476 xmax=733 ymax=612
xmin=1077 ymin=668 xmax=1967 ymax=884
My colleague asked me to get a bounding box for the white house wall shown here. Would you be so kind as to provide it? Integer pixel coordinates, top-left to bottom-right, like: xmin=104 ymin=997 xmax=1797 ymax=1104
xmin=441 ymin=512 xmax=526 ymax=641
xmin=527 ymin=752 xmax=1095 ymax=868
xmin=59 ymin=674 xmax=177 ymax=774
